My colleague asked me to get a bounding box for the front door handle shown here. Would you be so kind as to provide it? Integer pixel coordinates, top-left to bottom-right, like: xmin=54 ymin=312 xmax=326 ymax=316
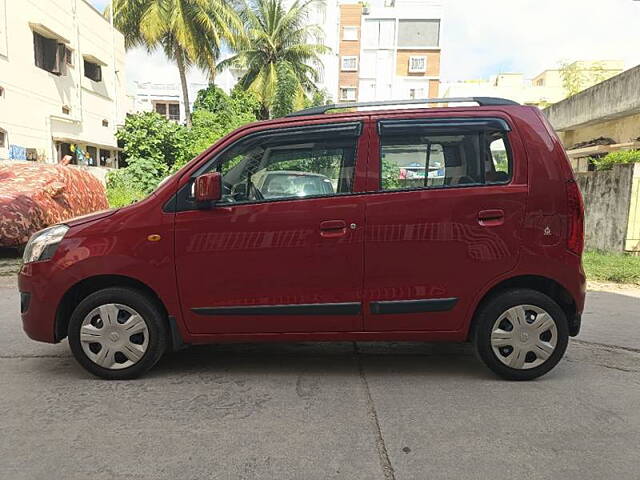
xmin=478 ymin=209 xmax=505 ymax=227
xmin=320 ymin=220 xmax=347 ymax=238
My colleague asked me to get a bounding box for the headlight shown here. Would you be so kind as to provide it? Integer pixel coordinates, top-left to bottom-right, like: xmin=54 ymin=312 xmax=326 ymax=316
xmin=23 ymin=225 xmax=69 ymax=264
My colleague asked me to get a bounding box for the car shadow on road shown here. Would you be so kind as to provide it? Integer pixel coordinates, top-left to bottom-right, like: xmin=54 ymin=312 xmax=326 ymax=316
xmin=146 ymin=341 xmax=492 ymax=381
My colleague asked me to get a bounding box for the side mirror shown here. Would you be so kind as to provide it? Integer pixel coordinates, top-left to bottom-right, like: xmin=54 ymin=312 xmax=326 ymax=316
xmin=195 ymin=172 xmax=222 ymax=203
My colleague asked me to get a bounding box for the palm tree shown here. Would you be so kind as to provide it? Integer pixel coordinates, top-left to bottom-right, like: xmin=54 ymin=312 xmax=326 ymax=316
xmin=110 ymin=0 xmax=243 ymax=126
xmin=218 ymin=0 xmax=329 ymax=118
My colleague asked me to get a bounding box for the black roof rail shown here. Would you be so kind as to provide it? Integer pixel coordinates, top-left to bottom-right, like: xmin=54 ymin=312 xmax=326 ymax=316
xmin=285 ymin=97 xmax=519 ymax=117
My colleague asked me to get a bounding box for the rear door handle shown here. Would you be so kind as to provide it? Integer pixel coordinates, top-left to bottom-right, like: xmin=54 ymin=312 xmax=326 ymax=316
xmin=478 ymin=209 xmax=504 ymax=227
xmin=320 ymin=220 xmax=347 ymax=238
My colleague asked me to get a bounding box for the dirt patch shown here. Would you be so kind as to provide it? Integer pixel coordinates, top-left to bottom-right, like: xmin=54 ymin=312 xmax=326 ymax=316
xmin=587 ymin=281 xmax=640 ymax=298
xmin=0 ymin=249 xmax=21 ymax=278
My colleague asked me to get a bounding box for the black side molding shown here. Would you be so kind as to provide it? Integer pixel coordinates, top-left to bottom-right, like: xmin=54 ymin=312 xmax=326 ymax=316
xmin=192 ymin=302 xmax=361 ymax=316
xmin=370 ymin=298 xmax=458 ymax=315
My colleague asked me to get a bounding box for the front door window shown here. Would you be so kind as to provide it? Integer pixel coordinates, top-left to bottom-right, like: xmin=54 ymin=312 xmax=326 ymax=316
xmin=196 ymin=123 xmax=360 ymax=205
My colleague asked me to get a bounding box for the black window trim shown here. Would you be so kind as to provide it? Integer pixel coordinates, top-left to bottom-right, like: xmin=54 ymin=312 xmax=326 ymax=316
xmin=377 ymin=117 xmax=514 ymax=193
xmin=378 ymin=117 xmax=511 ymax=135
xmin=193 ymin=121 xmax=362 ymax=177
xmin=167 ymin=121 xmax=364 ymax=212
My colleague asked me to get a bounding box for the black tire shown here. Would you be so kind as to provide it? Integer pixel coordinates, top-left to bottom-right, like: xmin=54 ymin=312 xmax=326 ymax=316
xmin=472 ymin=288 xmax=569 ymax=381
xmin=68 ymin=287 xmax=168 ymax=380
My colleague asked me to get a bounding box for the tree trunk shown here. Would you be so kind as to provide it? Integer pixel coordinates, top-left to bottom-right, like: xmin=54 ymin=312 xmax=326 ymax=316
xmin=176 ymin=48 xmax=192 ymax=127
xmin=208 ymin=59 xmax=216 ymax=85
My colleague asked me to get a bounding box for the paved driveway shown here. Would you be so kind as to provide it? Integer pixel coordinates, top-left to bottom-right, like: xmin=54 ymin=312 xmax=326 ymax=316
xmin=0 ymin=278 xmax=638 ymax=480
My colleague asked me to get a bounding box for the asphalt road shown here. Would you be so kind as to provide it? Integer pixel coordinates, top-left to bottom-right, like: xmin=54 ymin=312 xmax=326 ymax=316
xmin=0 ymin=277 xmax=639 ymax=480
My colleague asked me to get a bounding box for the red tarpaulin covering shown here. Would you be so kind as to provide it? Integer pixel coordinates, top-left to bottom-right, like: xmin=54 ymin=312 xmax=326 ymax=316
xmin=0 ymin=163 xmax=109 ymax=247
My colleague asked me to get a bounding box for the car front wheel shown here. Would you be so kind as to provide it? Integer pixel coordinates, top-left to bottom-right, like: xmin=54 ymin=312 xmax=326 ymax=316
xmin=472 ymin=289 xmax=569 ymax=381
xmin=68 ymin=287 xmax=168 ymax=379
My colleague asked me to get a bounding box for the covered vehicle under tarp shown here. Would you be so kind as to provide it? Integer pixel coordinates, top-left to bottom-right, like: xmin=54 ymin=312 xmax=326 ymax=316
xmin=0 ymin=163 xmax=108 ymax=247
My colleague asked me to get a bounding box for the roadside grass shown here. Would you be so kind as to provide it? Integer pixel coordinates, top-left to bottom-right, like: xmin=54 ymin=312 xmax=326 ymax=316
xmin=583 ymin=250 xmax=640 ymax=285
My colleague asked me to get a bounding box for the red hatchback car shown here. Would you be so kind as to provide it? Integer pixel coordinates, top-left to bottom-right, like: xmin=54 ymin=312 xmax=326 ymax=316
xmin=19 ymin=98 xmax=585 ymax=380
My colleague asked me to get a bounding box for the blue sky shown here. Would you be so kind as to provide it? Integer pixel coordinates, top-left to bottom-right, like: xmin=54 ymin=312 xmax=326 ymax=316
xmin=91 ymin=0 xmax=109 ymax=10
xmin=89 ymin=0 xmax=640 ymax=87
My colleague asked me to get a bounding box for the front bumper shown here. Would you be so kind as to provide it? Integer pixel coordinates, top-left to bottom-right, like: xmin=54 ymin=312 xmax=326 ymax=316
xmin=18 ymin=262 xmax=64 ymax=343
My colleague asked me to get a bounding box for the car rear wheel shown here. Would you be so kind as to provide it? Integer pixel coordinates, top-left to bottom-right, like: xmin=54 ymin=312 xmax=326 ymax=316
xmin=472 ymin=289 xmax=569 ymax=381
xmin=68 ymin=287 xmax=168 ymax=379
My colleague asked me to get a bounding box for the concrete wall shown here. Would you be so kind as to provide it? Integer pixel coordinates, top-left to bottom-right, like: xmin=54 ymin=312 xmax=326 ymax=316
xmin=576 ymin=163 xmax=635 ymax=252
xmin=558 ymin=111 xmax=640 ymax=148
xmin=545 ymin=65 xmax=640 ymax=133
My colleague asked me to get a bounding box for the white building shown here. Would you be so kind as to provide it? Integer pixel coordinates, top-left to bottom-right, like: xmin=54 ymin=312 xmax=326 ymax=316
xmin=301 ymin=0 xmax=443 ymax=103
xmin=131 ymin=68 xmax=244 ymax=124
xmin=132 ymin=81 xmax=207 ymax=124
xmin=440 ymin=74 xmax=561 ymax=108
xmin=441 ymin=61 xmax=625 ymax=108
xmin=0 ymin=0 xmax=128 ymax=168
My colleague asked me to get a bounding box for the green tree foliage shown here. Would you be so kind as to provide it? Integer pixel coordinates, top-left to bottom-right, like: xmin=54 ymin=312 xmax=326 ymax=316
xmin=116 ymin=112 xmax=189 ymax=169
xmin=105 ymin=173 xmax=147 ymax=207
xmin=559 ymin=61 xmax=608 ymax=98
xmin=265 ymin=149 xmax=342 ymax=179
xmin=305 ymin=89 xmax=332 ymax=108
xmin=186 ymin=85 xmax=259 ymax=160
xmin=559 ymin=61 xmax=582 ymax=97
xmin=218 ymin=0 xmax=329 ymax=118
xmin=107 ymin=112 xmax=189 ymax=204
xmin=272 ymin=61 xmax=298 ymax=117
xmin=106 ymin=88 xmax=260 ymax=206
xmin=381 ymin=157 xmax=402 ymax=190
xmin=591 ymin=150 xmax=640 ymax=171
xmin=110 ymin=0 xmax=243 ymax=126
xmin=193 ymin=84 xmax=261 ymax=119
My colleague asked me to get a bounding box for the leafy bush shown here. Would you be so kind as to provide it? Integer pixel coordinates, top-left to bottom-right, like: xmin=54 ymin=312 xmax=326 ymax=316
xmin=591 ymin=150 xmax=640 ymax=171
xmin=106 ymin=89 xmax=260 ymax=207
xmin=116 ymin=112 xmax=189 ymax=169
xmin=105 ymin=168 xmax=147 ymax=207
xmin=186 ymin=107 xmax=254 ymax=161
xmin=186 ymin=85 xmax=259 ymax=160
xmin=106 ymin=112 xmax=188 ymax=207
xmin=381 ymin=158 xmax=402 ymax=190
xmin=194 ymin=85 xmax=260 ymax=121
xmin=106 ymin=182 xmax=146 ymax=208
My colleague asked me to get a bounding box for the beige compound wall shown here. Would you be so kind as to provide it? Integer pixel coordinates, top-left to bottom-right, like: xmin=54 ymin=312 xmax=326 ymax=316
xmin=559 ymin=112 xmax=640 ymax=148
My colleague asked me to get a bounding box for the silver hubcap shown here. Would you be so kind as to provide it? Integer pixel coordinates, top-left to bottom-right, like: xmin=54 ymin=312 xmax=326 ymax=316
xmin=79 ymin=304 xmax=149 ymax=370
xmin=490 ymin=304 xmax=557 ymax=370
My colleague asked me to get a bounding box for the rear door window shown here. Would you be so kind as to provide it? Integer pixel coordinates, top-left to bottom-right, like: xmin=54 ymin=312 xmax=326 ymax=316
xmin=378 ymin=118 xmax=512 ymax=191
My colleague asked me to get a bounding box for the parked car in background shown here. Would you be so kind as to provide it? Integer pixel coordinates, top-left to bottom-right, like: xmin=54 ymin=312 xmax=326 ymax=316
xmin=252 ymin=170 xmax=334 ymax=198
xmin=19 ymin=97 xmax=585 ymax=381
xmin=0 ymin=163 xmax=108 ymax=248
